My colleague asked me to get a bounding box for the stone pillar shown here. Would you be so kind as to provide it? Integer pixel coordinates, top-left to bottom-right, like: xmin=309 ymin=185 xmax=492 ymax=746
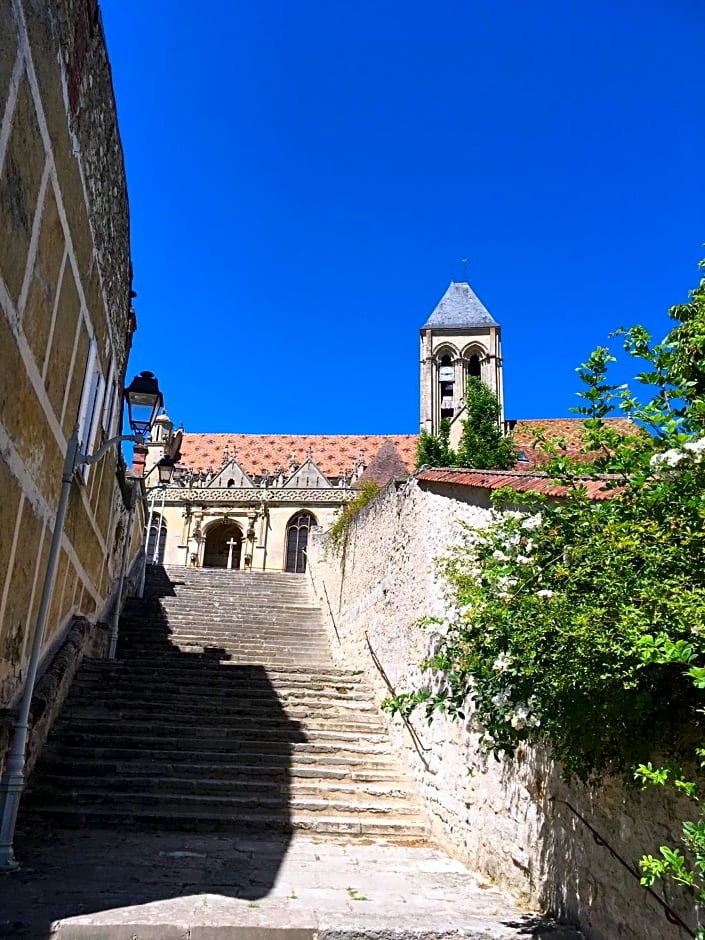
xmin=419 ymin=329 xmax=434 ymax=434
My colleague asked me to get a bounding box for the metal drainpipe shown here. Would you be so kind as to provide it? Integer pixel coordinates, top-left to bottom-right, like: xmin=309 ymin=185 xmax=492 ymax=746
xmin=139 ymin=487 xmax=158 ymax=598
xmin=108 ymin=481 xmax=136 ymax=659
xmin=153 ymin=486 xmax=167 ymax=564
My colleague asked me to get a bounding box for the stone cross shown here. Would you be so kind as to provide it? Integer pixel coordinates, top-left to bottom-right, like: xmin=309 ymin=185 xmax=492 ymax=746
xmin=226 ymin=537 xmax=238 ymax=569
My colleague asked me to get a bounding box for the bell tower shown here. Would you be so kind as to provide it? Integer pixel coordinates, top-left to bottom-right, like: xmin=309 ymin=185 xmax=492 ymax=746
xmin=420 ymin=280 xmax=504 ymax=448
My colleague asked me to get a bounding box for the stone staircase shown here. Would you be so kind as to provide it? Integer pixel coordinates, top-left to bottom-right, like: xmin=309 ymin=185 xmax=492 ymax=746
xmin=23 ymin=565 xmax=430 ymax=842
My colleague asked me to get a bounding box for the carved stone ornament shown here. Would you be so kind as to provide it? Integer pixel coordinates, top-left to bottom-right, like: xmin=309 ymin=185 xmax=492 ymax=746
xmin=161 ymin=488 xmax=357 ymax=504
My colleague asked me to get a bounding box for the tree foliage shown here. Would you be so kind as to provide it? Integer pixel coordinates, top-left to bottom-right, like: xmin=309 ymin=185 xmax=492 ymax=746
xmin=417 ymin=418 xmax=454 ymax=468
xmin=456 ymin=376 xmax=516 ymax=469
xmin=390 ymin=257 xmax=705 ymax=933
xmin=416 ymin=380 xmax=515 ymax=470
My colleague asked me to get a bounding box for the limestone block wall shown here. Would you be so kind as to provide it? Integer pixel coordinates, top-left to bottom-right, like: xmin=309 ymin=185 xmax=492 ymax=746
xmin=0 ymin=0 xmax=136 ymax=711
xmin=307 ymin=478 xmax=694 ymax=940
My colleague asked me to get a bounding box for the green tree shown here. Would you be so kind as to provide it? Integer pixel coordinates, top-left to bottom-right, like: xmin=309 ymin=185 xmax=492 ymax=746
xmin=388 ymin=256 xmax=705 ymax=935
xmin=455 ymin=376 xmax=516 ymax=469
xmin=416 ymin=418 xmax=454 ymax=468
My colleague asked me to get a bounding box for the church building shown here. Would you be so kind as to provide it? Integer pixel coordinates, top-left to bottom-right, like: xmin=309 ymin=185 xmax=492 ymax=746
xmin=137 ymin=279 xmax=616 ymax=574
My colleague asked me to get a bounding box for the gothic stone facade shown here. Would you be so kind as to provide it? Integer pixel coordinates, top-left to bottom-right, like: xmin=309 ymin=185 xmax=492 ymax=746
xmin=0 ymin=0 xmax=138 ymax=707
xmin=139 ymin=421 xmax=418 ymax=574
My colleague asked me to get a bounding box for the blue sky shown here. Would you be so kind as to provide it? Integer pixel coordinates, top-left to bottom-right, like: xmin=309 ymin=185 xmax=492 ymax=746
xmin=101 ymin=0 xmax=705 ymax=434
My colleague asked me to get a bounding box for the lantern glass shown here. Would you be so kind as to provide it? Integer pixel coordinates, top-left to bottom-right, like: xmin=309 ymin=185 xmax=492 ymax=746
xmin=124 ymin=372 xmax=163 ymax=435
xmin=157 ymin=458 xmax=175 ymax=485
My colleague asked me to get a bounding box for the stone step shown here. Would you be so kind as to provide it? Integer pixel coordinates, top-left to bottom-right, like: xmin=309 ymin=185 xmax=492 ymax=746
xmin=121 ymin=610 xmax=327 ymax=620
xmin=21 ymin=804 xmax=430 ymax=839
xmin=64 ymin=686 xmax=375 ymax=708
xmin=49 ymin=725 xmax=391 ymax=749
xmin=77 ymin=661 xmax=362 ymax=678
xmin=29 ymin=773 xmax=414 ymax=800
xmin=23 ymin=565 xmax=431 ymax=852
xmin=70 ymin=676 xmax=368 ymax=696
xmin=60 ymin=696 xmax=378 ymax=717
xmin=35 ymin=757 xmax=406 ymax=781
xmin=68 ymin=678 xmax=370 ymax=700
xmin=25 ymin=786 xmax=424 ymax=816
xmin=59 ymin=707 xmax=386 ymax=730
xmin=38 ymin=748 xmax=402 ymax=771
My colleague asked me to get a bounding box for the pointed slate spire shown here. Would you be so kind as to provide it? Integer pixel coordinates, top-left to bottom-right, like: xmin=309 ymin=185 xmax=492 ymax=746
xmin=421 ymin=281 xmax=498 ymax=329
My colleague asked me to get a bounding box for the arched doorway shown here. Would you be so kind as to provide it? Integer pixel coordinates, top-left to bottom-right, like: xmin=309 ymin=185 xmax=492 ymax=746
xmin=146 ymin=513 xmax=167 ymax=564
xmin=203 ymin=522 xmax=243 ymax=569
xmin=285 ymin=511 xmax=316 ymax=574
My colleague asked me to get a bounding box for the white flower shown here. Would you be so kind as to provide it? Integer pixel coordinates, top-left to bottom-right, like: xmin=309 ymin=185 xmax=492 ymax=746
xmin=492 ymin=652 xmax=513 ymax=672
xmin=491 ymin=687 xmax=512 ymax=708
xmin=492 ymin=549 xmax=509 ymax=563
xmin=537 ymin=589 xmax=554 ymax=599
xmin=508 ymin=702 xmax=539 ymax=731
xmin=516 ymin=555 xmax=531 ymax=566
xmin=684 ymin=438 xmax=705 ymax=456
xmin=521 ymin=513 xmax=543 ymax=531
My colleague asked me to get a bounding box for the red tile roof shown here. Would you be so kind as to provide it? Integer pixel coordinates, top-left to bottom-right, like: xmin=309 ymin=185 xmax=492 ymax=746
xmin=180 ymin=434 xmax=419 ymax=479
xmin=179 ymin=419 xmax=636 ymax=481
xmin=416 ymin=467 xmax=618 ymax=500
xmin=511 ymin=418 xmax=636 ymax=469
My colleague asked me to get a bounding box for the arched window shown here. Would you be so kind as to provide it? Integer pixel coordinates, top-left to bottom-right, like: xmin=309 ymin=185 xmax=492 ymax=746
xmin=285 ymin=511 xmax=316 ymax=574
xmin=146 ymin=513 xmax=167 ymax=564
xmin=468 ymin=354 xmax=481 ymax=378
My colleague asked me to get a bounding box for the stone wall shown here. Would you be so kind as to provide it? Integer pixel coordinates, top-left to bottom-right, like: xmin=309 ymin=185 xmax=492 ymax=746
xmin=0 ymin=0 xmax=136 ymax=720
xmin=307 ymin=477 xmax=695 ymax=940
xmin=0 ymin=0 xmax=131 ymax=699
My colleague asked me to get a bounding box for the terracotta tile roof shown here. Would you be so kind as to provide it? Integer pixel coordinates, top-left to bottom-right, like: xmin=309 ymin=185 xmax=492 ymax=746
xmin=510 ymin=418 xmax=637 ymax=469
xmin=179 ymin=419 xmax=635 ymax=481
xmin=416 ymin=467 xmax=618 ymax=500
xmin=180 ymin=434 xmax=419 ymax=480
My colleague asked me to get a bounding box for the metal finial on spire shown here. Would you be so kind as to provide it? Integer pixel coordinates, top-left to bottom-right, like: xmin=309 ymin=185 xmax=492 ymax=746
xmin=461 ymin=258 xmax=468 ymax=282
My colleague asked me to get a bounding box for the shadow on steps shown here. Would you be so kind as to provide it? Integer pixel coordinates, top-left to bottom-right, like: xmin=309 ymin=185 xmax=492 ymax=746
xmin=6 ymin=565 xmax=307 ymax=937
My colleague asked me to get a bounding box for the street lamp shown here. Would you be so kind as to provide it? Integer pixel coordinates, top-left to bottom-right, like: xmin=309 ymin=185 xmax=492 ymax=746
xmin=0 ymin=371 xmax=164 ymax=871
xmin=124 ymin=371 xmax=163 ymax=436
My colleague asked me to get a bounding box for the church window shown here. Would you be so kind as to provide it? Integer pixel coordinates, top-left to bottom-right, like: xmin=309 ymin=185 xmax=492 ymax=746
xmin=285 ymin=511 xmax=316 ymax=574
xmin=227 ymin=478 xmax=235 ymax=488
xmin=469 ymin=354 xmax=481 ymax=378
xmin=146 ymin=513 xmax=167 ymax=564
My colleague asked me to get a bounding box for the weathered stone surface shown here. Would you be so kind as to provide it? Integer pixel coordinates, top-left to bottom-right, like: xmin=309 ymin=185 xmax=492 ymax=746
xmin=21 ymin=180 xmax=65 ymax=368
xmin=308 ymin=478 xmax=695 ymax=940
xmin=0 ymin=76 xmax=45 ymax=305
xmin=0 ymin=0 xmax=143 ymax=727
xmin=0 ymin=2 xmax=18 ymax=118
xmin=44 ymin=261 xmax=80 ymax=416
xmin=0 ymin=829 xmax=584 ymax=940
